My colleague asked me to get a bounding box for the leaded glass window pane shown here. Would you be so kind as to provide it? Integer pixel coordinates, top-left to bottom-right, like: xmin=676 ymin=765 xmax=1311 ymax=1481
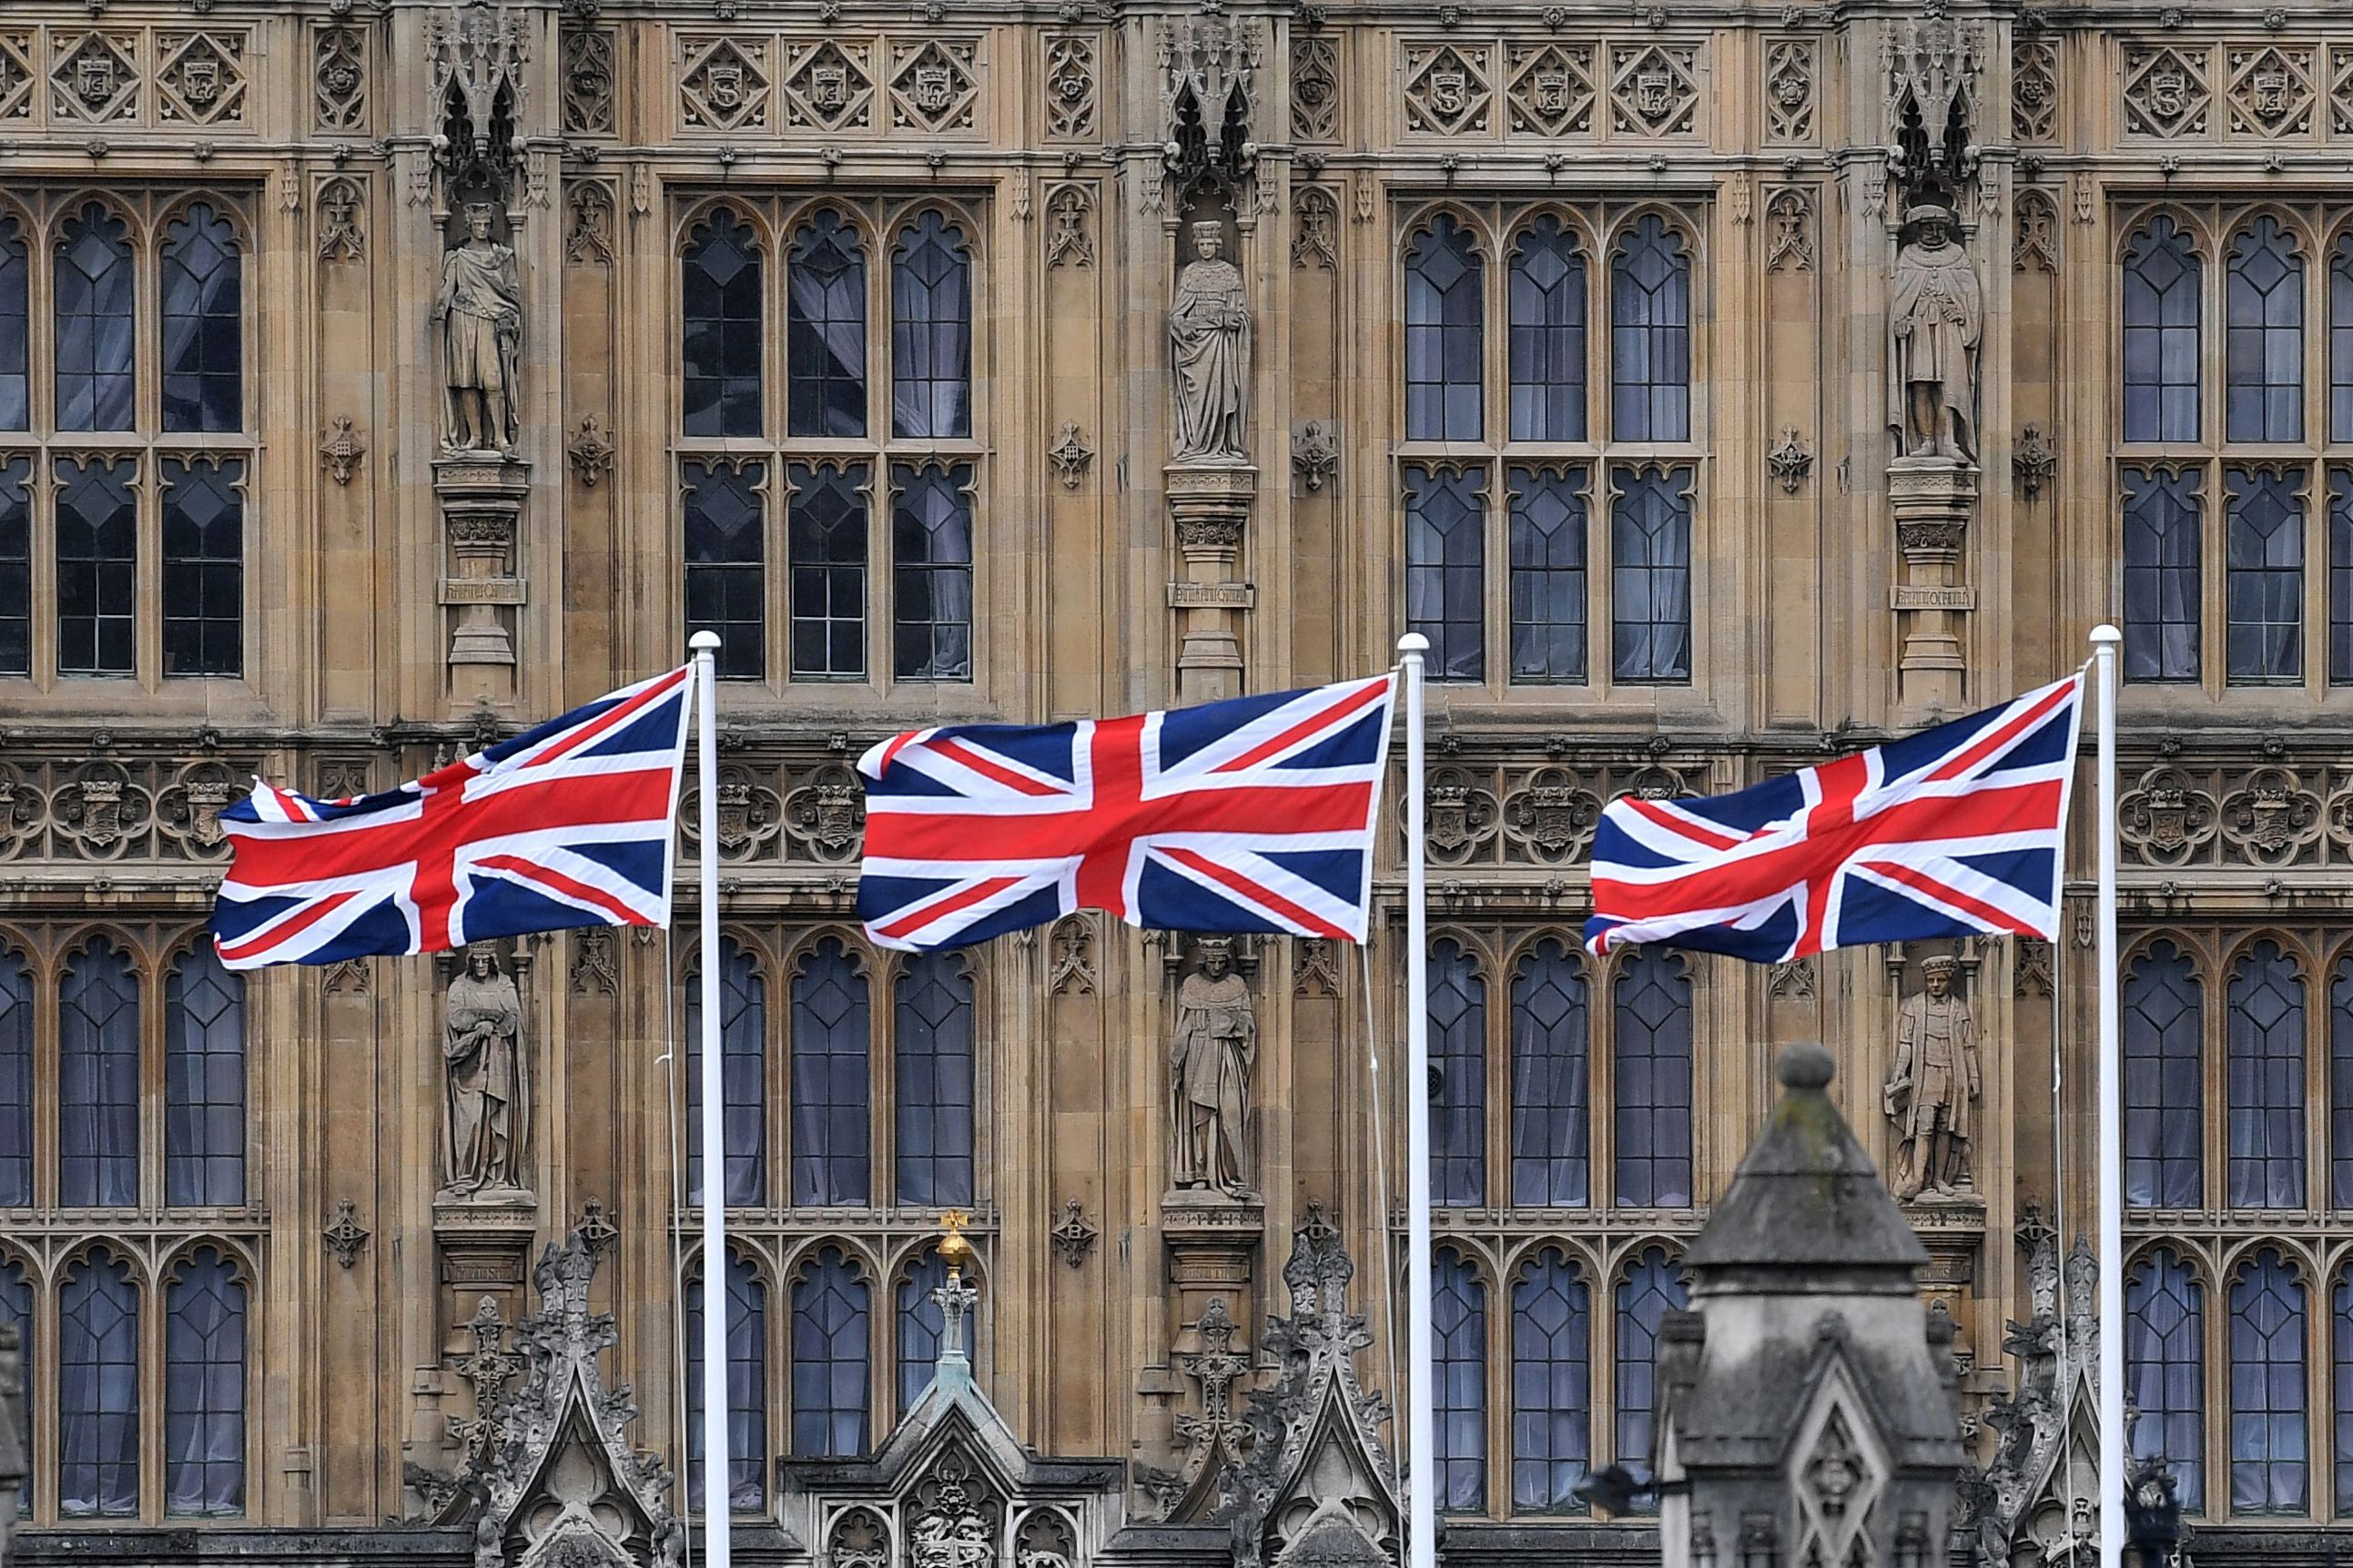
xmin=0 ymin=456 xmax=26 ymax=675
xmin=898 ymin=1248 xmax=971 ymax=1416
xmin=2334 ymin=235 xmax=2353 ymax=444
xmin=791 ymin=938 xmax=870 ymax=1206
xmin=1434 ymin=1249 xmax=1486 ymax=1513
xmin=1610 ymin=464 xmax=1692 ymax=683
xmin=2226 ymin=940 xmax=2306 ymax=1209
xmin=1507 ymin=465 xmax=1587 ymax=685
xmin=683 ymin=460 xmax=765 ymax=680
xmin=2124 ymin=217 xmax=2201 ymax=444
xmin=685 ymin=936 xmax=766 ymax=1207
xmin=2226 ymin=217 xmax=2302 ymax=444
xmin=793 ymin=1246 xmax=870 ymax=1458
xmin=2121 ymin=466 xmax=2203 ymax=684
xmin=2331 ymin=469 xmax=2353 ymax=686
xmin=161 ymin=455 xmax=244 ymax=678
xmin=2125 ymin=941 xmax=2204 ymax=1209
xmin=1511 ymin=1248 xmax=1589 ymax=1511
xmin=60 ymin=938 xmax=138 ymax=1208
xmin=0 ymin=212 xmax=25 ymax=430
xmin=0 ymin=950 xmax=25 ymax=1206
xmin=1405 ymin=463 xmax=1486 ymax=683
xmin=1614 ymin=949 xmax=1692 ymax=1207
xmin=2336 ymin=1269 xmax=2353 ymax=1513
xmin=2229 ymin=1249 xmax=2307 ymax=1514
xmin=56 ymin=455 xmax=136 ymax=677
xmin=2225 ymin=468 xmax=2304 ymax=684
xmin=1405 ymin=217 xmax=1483 ymax=442
xmin=1614 ymin=1247 xmax=1687 ymax=1502
xmin=896 ymin=954 xmax=975 ymax=1206
xmin=0 ymin=1253 xmax=25 ymax=1513
xmin=1508 ymin=217 xmax=1587 ymax=442
xmin=683 ymin=208 xmax=764 ymax=438
xmin=2334 ymin=956 xmax=2353 ymax=1209
xmin=1509 ymin=938 xmax=1588 ymax=1207
xmin=687 ymin=1250 xmax=768 ymax=1510
xmin=166 ymin=946 xmax=244 ymax=1207
xmin=789 ymin=211 xmax=867 ymax=439
xmin=2127 ymin=1248 xmax=2206 ymax=1513
xmin=891 ymin=461 xmax=974 ymax=683
xmin=1428 ymin=937 xmax=1486 ymax=1208
xmin=59 ymin=1249 xmax=137 ymax=1517
xmin=160 ymin=204 xmax=242 ymax=434
xmin=788 ymin=460 xmax=868 ymax=681
xmin=165 ymin=1247 xmax=246 ymax=1514
xmin=55 ymin=204 xmax=134 ymax=432
xmin=1610 ymin=217 xmax=1690 ymax=443
xmin=891 ymin=213 xmax=971 ymax=440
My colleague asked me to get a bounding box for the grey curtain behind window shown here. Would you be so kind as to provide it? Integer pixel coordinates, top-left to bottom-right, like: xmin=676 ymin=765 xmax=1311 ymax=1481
xmin=1614 ymin=1248 xmax=1687 ymax=1499
xmin=165 ymin=1249 xmax=245 ymax=1514
xmin=890 ymin=215 xmax=971 ymax=440
xmin=2225 ymin=941 xmax=2306 ymax=1209
xmin=58 ymin=1249 xmax=137 ymax=1517
xmin=686 ymin=1253 xmax=768 ymax=1510
xmin=1511 ymin=1249 xmax=1590 ymax=1511
xmin=1426 ymin=939 xmax=1487 ymax=1207
xmin=2227 ymin=1250 xmax=2307 ymax=1513
xmin=790 ymin=941 xmax=870 ymax=1206
xmin=2124 ymin=944 xmax=2205 ymax=1208
xmin=1433 ymin=1249 xmax=1486 ymax=1513
xmin=59 ymin=940 xmax=138 ymax=1209
xmin=2125 ymin=1248 xmax=2206 ymax=1512
xmin=792 ymin=1248 xmax=870 ymax=1458
xmin=895 ymin=956 xmax=975 ymax=1206
xmin=1509 ymin=940 xmax=1589 ymax=1206
xmin=166 ymin=948 xmax=246 ymax=1208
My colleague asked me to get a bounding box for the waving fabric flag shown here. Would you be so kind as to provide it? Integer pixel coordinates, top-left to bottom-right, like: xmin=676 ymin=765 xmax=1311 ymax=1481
xmin=210 ymin=667 xmax=694 ymax=968
xmin=1585 ymin=673 xmax=2084 ymax=963
xmin=857 ymin=674 xmax=1398 ymax=951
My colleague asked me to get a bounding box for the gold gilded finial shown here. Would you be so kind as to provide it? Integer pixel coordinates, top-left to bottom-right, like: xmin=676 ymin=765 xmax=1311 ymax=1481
xmin=938 ymin=1209 xmax=972 ymax=1268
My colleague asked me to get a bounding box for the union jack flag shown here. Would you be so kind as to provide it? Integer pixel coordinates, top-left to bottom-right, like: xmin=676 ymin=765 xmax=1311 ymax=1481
xmin=1584 ymin=673 xmax=2084 ymax=963
xmin=210 ymin=667 xmax=695 ymax=969
xmin=857 ymin=674 xmax=1398 ymax=951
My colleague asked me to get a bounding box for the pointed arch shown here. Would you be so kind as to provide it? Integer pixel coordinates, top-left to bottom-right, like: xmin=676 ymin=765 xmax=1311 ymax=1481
xmin=59 ymin=936 xmax=139 ymax=1209
xmin=791 ymin=1243 xmax=871 ymax=1458
xmin=1507 ymin=213 xmax=1587 ymax=441
xmin=1405 ymin=211 xmax=1485 ymax=443
xmin=894 ymin=950 xmax=975 ymax=1206
xmin=165 ymin=944 xmax=245 ymax=1208
xmin=2122 ymin=213 xmax=2202 ymax=444
xmin=2225 ymin=214 xmax=2303 ymax=443
xmin=2125 ymin=937 xmax=2204 ymax=1207
xmin=0 ymin=938 xmax=28 ymax=1206
xmin=59 ymin=1244 xmax=139 ymax=1517
xmin=1612 ymin=946 xmax=1692 ymax=1207
xmin=686 ymin=934 xmax=767 ymax=1206
xmin=1608 ymin=213 xmax=1690 ymax=442
xmin=1508 ymin=936 xmax=1589 ymax=1207
xmin=682 ymin=203 xmax=766 ymax=438
xmin=687 ymin=1245 xmax=769 ymax=1511
xmin=53 ymin=198 xmax=135 ymax=431
xmin=1427 ymin=934 xmax=1488 ymax=1207
xmin=159 ymin=199 xmax=243 ymax=434
xmin=1510 ymin=1245 xmax=1590 ymax=1511
xmin=2227 ymin=1247 xmax=2307 ymax=1514
xmin=889 ymin=209 xmax=971 ymax=440
xmin=2226 ymin=938 xmax=2306 ymax=1209
xmin=164 ymin=1244 xmax=247 ymax=1514
xmin=791 ymin=935 xmax=872 ymax=1206
xmin=1612 ymin=1244 xmax=1687 ymax=1499
xmin=788 ymin=206 xmax=869 ymax=439
xmin=1433 ymin=1245 xmax=1487 ymax=1513
xmin=0 ymin=198 xmax=26 ymax=430
xmin=2126 ymin=1244 xmax=2206 ymax=1513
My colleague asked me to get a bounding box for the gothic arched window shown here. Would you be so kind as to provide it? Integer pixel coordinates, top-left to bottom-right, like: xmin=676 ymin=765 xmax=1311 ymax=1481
xmin=681 ymin=459 xmax=766 ymax=681
xmin=0 ymin=210 xmax=27 ymax=429
xmin=1508 ymin=217 xmax=1587 ymax=442
xmin=160 ymin=203 xmax=242 ymax=434
xmin=2226 ymin=940 xmax=2306 ymax=1209
xmin=897 ymin=1248 xmax=971 ymax=1417
xmin=0 ymin=456 xmax=25 ymax=676
xmin=896 ymin=954 xmax=975 ymax=1206
xmin=1609 ymin=217 xmax=1690 ymax=443
xmin=2121 ymin=467 xmax=2204 ymax=684
xmin=0 ymin=947 xmax=27 ymax=1207
xmin=1428 ymin=938 xmax=1488 ymax=1208
xmin=2333 ymin=231 xmax=2353 ymax=444
xmin=2225 ymin=468 xmax=2304 ymax=684
xmin=788 ymin=210 xmax=867 ymax=439
xmin=2123 ymin=216 xmax=2201 ymax=444
xmin=687 ymin=1249 xmax=769 ymax=1510
xmin=0 ymin=1251 xmax=25 ymax=1514
xmin=60 ymin=938 xmax=139 ymax=1208
xmin=2226 ymin=217 xmax=2303 ymax=444
xmin=165 ymin=946 xmax=245 ymax=1207
xmin=55 ymin=455 xmax=136 ymax=676
xmin=54 ymin=202 xmax=134 ymax=432
xmin=59 ymin=1247 xmax=138 ymax=1517
xmin=1614 ymin=1246 xmax=1687 ymax=1498
xmin=2127 ymin=1247 xmax=2206 ymax=1512
xmin=1509 ymin=938 xmax=1589 ymax=1207
xmin=1405 ymin=463 xmax=1487 ymax=683
xmin=1405 ymin=217 xmax=1484 ymax=443
xmin=2333 ymin=956 xmax=2353 ymax=1209
xmin=2335 ymin=1266 xmax=2353 ymax=1514
xmin=682 ymin=207 xmax=764 ymax=438
xmin=2228 ymin=1248 xmax=2307 ymax=1514
xmin=1433 ymin=1248 xmax=1487 ymax=1513
xmin=2125 ymin=941 xmax=2205 ymax=1208
xmin=1614 ymin=949 xmax=1692 ymax=1207
xmin=1506 ymin=464 xmax=1588 ymax=684
xmin=890 ymin=213 xmax=971 ymax=440
xmin=164 ymin=1247 xmax=246 ymax=1515
xmin=159 ymin=456 xmax=244 ymax=677
xmin=1511 ymin=1247 xmax=1590 ymax=1511
xmin=686 ymin=936 xmax=767 ymax=1206
xmin=1610 ymin=464 xmax=1693 ymax=684
xmin=787 ymin=460 xmax=869 ymax=681
xmin=790 ymin=938 xmax=870 ymax=1207
xmin=792 ymin=1246 xmax=871 ymax=1458
xmin=2332 ymin=470 xmax=2353 ymax=685
xmin=889 ymin=461 xmax=974 ymax=683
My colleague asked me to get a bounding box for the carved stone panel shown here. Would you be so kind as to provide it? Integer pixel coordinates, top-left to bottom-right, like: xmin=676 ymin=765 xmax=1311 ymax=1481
xmin=2225 ymin=44 xmax=2314 ymax=138
xmin=1046 ymin=35 xmax=1095 ymax=138
xmin=1292 ymin=34 xmax=1338 ymax=141
xmin=314 ymin=23 xmax=366 ymax=130
xmin=1506 ymin=42 xmax=1594 ymax=137
xmin=2013 ymin=34 xmax=2057 ymax=141
xmin=2124 ymin=44 xmax=2210 ymax=138
xmin=890 ymin=39 xmax=979 ymax=132
xmin=679 ymin=35 xmax=770 ymax=131
xmin=157 ymin=32 xmax=248 ymax=126
xmin=1608 ymin=43 xmax=1697 ymax=137
xmin=560 ymin=24 xmax=616 ymax=134
xmin=786 ymin=37 xmax=875 ymax=132
xmin=1403 ymin=42 xmax=1490 ymax=137
xmin=1764 ymin=38 xmax=1812 ymax=141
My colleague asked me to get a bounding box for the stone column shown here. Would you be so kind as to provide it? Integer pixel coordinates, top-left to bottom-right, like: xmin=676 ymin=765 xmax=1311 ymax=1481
xmin=1166 ymin=464 xmax=1256 ymax=703
xmin=436 ymin=456 xmax=531 ymax=702
xmin=1889 ymin=457 xmax=1975 ymax=714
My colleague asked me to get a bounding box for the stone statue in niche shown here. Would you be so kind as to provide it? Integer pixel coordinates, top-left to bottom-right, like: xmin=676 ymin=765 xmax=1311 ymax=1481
xmin=1887 ymin=205 xmax=1983 ymax=462
xmin=1168 ymin=221 xmax=1252 ymax=462
xmin=433 ymin=202 xmax=524 ymax=455
xmin=1882 ymin=956 xmax=1980 ymax=1200
xmin=444 ymin=943 xmax=529 ymax=1195
xmin=1170 ymin=938 xmax=1256 ymax=1195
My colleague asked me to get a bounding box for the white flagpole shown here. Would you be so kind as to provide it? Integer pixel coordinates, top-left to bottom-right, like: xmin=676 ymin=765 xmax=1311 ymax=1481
xmin=2090 ymin=624 xmax=2123 ymax=1568
xmin=1395 ymin=632 xmax=1435 ymax=1568
xmin=690 ymin=630 xmax=733 ymax=1568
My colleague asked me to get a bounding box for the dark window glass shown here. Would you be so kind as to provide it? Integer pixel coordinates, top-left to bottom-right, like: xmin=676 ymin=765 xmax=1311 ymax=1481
xmin=2121 ymin=466 xmax=2204 ymax=684
xmin=1507 ymin=465 xmax=1588 ymax=684
xmin=1610 ymin=217 xmax=1690 ymax=442
xmin=2128 ymin=1248 xmax=2206 ymax=1513
xmin=54 ymin=203 xmax=134 ymax=432
xmin=59 ymin=1248 xmax=138 ymax=1517
xmin=891 ymin=213 xmax=971 ymax=439
xmin=2334 ymin=234 xmax=2353 ymax=444
xmin=0 ymin=456 xmax=26 ymax=674
xmin=165 ymin=946 xmax=244 ymax=1207
xmin=2125 ymin=941 xmax=2205 ymax=1209
xmin=56 ymin=455 xmax=137 ymax=676
xmin=792 ymin=1245 xmax=870 ymax=1457
xmin=1405 ymin=463 xmax=1486 ymax=683
xmin=165 ymin=1247 xmax=245 ymax=1514
xmin=791 ymin=938 xmax=870 ymax=1206
xmin=2335 ymin=956 xmax=2353 ymax=1209
xmin=1428 ymin=937 xmax=1487 ymax=1208
xmin=2229 ymin=1249 xmax=2307 ymax=1514
xmin=161 ymin=204 xmax=242 ymax=433
xmin=161 ymin=455 xmax=244 ymax=677
xmin=1433 ymin=1248 xmax=1486 ymax=1513
xmin=1405 ymin=217 xmax=1484 ymax=442
xmin=2336 ymin=1268 xmax=2353 ymax=1513
xmin=1614 ymin=1246 xmax=1687 ymax=1502
xmin=2225 ymin=467 xmax=2304 ymax=684
xmin=788 ymin=211 xmax=867 ymax=439
xmin=788 ymin=460 xmax=868 ymax=680
xmin=2123 ymin=217 xmax=2201 ymax=444
xmin=2226 ymin=217 xmax=2302 ymax=444
xmin=896 ymin=954 xmax=974 ymax=1206
xmin=897 ymin=1247 xmax=971 ymax=1416
xmin=60 ymin=938 xmax=139 ymax=1208
xmin=0 ymin=1253 xmax=26 ymax=1513
xmin=1509 ymin=937 xmax=1589 ymax=1207
xmin=891 ymin=462 xmax=974 ymax=682
xmin=0 ymin=950 xmax=25 ymax=1206
xmin=1508 ymin=217 xmax=1587 ymax=442
xmin=2330 ymin=469 xmax=2353 ymax=686
xmin=0 ymin=211 xmax=25 ymax=429
xmin=685 ymin=936 xmax=766 ymax=1207
xmin=1615 ymin=948 xmax=1692 ymax=1207
xmin=1511 ymin=1247 xmax=1590 ymax=1511
xmin=683 ymin=459 xmax=766 ymax=680
xmin=2226 ymin=940 xmax=2306 ymax=1209
xmin=682 ymin=208 xmax=764 ymax=438
xmin=686 ymin=1249 xmax=768 ymax=1510
xmin=1611 ymin=464 xmax=1692 ymax=683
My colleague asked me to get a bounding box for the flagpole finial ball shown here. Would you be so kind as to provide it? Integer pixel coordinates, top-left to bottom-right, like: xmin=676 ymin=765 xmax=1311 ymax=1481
xmin=2089 ymin=623 xmax=2122 ymax=646
xmin=1777 ymin=1041 xmax=1835 ymax=1092
xmin=1396 ymin=632 xmax=1430 ymax=654
xmin=689 ymin=630 xmax=721 ymax=652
